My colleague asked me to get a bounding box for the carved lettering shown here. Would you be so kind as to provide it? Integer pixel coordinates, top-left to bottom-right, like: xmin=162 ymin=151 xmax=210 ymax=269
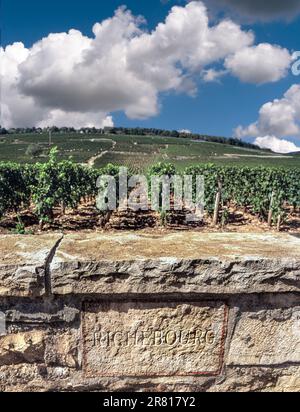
xmin=93 ymin=328 xmax=215 ymax=349
xmin=82 ymin=301 xmax=228 ymax=377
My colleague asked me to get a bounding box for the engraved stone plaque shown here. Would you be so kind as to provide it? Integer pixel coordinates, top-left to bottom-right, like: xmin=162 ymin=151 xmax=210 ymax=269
xmin=82 ymin=301 xmax=228 ymax=377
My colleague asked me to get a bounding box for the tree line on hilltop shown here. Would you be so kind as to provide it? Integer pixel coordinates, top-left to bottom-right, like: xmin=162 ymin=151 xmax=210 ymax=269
xmin=0 ymin=125 xmax=267 ymax=151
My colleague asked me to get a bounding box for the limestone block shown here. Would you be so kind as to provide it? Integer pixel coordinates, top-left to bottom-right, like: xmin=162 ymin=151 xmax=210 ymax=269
xmin=82 ymin=301 xmax=228 ymax=377
xmin=45 ymin=330 xmax=79 ymax=368
xmin=0 ymin=331 xmax=46 ymax=366
xmin=51 ymin=233 xmax=300 ymax=295
xmin=0 ymin=234 xmax=62 ymax=297
xmin=228 ymin=307 xmax=300 ymax=365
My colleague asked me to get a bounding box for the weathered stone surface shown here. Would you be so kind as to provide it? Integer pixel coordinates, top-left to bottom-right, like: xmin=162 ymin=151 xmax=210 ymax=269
xmin=4 ymin=302 xmax=79 ymax=324
xmin=0 ymin=234 xmax=62 ymax=297
xmin=82 ymin=301 xmax=228 ymax=377
xmin=45 ymin=329 xmax=79 ymax=368
xmin=275 ymin=370 xmax=300 ymax=392
xmin=210 ymin=366 xmax=300 ymax=392
xmin=51 ymin=232 xmax=300 ymax=295
xmin=0 ymin=331 xmax=46 ymax=366
xmin=0 ymin=232 xmax=300 ymax=392
xmin=227 ymin=307 xmax=300 ymax=366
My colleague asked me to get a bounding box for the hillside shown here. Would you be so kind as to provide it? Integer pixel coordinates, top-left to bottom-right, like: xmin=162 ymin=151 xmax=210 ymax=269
xmin=1 ymin=132 xmax=299 ymax=171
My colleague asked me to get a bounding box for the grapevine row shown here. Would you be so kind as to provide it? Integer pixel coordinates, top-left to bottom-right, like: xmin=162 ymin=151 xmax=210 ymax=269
xmin=1 ymin=152 xmax=300 ymax=228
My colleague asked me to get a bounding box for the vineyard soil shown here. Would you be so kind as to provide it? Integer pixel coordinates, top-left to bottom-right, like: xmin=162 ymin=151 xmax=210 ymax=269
xmin=1 ymin=202 xmax=300 ymax=235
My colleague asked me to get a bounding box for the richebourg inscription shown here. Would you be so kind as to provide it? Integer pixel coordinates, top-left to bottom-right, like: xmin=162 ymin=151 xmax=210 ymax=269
xmin=82 ymin=301 xmax=228 ymax=377
xmin=93 ymin=328 xmax=216 ymax=348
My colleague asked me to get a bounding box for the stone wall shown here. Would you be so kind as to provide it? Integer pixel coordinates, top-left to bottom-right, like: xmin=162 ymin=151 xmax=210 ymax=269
xmin=0 ymin=232 xmax=300 ymax=392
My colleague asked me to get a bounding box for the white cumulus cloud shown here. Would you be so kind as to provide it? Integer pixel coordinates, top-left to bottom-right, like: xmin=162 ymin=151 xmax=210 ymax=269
xmin=235 ymin=84 xmax=300 ymax=153
xmin=225 ymin=43 xmax=292 ymax=84
xmin=254 ymin=135 xmax=300 ymax=154
xmin=236 ymin=84 xmax=300 ymax=139
xmin=202 ymin=68 xmax=227 ymax=82
xmin=0 ymin=1 xmax=293 ymax=128
xmin=179 ymin=129 xmax=192 ymax=134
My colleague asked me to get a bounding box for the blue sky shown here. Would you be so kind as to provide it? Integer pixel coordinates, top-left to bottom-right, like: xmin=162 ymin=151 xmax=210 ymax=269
xmin=2 ymin=0 xmax=300 ymax=152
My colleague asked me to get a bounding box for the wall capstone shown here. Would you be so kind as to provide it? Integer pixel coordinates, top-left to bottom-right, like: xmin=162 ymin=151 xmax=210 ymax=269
xmin=0 ymin=232 xmax=299 ymax=392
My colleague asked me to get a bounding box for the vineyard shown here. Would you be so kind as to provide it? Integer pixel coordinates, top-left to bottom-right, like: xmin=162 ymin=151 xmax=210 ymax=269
xmin=1 ymin=132 xmax=300 ymax=170
xmin=1 ymin=148 xmax=300 ymax=233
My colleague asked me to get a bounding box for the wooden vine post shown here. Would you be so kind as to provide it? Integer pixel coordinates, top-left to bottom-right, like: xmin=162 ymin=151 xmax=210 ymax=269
xmin=212 ymin=179 xmax=222 ymax=227
xmin=277 ymin=213 xmax=282 ymax=231
xmin=268 ymin=191 xmax=274 ymax=227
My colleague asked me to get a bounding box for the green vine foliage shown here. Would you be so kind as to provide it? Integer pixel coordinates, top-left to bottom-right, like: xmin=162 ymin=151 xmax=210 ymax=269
xmin=147 ymin=162 xmax=177 ymax=211
xmin=148 ymin=162 xmax=176 ymax=177
xmin=185 ymin=165 xmax=299 ymax=219
xmin=31 ymin=148 xmax=99 ymax=222
xmin=0 ymin=162 xmax=32 ymax=218
xmin=1 ymin=155 xmax=300 ymax=226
